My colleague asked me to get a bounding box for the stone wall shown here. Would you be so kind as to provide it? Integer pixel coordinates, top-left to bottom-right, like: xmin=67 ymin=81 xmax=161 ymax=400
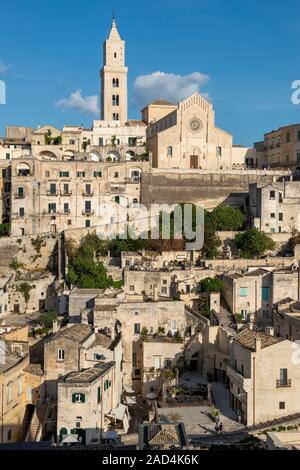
xmin=141 ymin=169 xmax=291 ymax=209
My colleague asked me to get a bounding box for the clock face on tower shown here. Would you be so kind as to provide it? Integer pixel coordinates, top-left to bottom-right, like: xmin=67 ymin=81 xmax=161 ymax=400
xmin=188 ymin=118 xmax=203 ymax=134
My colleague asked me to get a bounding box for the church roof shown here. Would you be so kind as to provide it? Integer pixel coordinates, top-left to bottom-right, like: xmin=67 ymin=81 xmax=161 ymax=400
xmin=107 ymin=17 xmax=121 ymax=40
xmin=149 ymin=99 xmax=176 ymax=107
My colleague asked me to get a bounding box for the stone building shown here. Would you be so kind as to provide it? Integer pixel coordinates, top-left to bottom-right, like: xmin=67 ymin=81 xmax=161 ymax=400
xmin=272 ymin=298 xmax=300 ymax=341
xmin=146 ymin=92 xmax=234 ymax=170
xmin=223 ymin=266 xmax=300 ymax=325
xmin=0 ymin=340 xmax=29 ymax=443
xmin=10 ymin=156 xmax=149 ymax=236
xmin=57 ymin=362 xmax=122 ymax=445
xmin=79 ymin=291 xmax=199 ymax=392
xmin=249 ymin=179 xmax=300 ymax=233
xmin=227 ymin=328 xmax=300 ymax=426
xmin=43 ymin=324 xmax=123 ymax=403
xmin=254 ymin=123 xmax=300 ymax=169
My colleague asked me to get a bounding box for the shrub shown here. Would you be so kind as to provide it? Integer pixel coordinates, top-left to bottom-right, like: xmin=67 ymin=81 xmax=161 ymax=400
xmin=235 ymin=228 xmax=276 ymax=258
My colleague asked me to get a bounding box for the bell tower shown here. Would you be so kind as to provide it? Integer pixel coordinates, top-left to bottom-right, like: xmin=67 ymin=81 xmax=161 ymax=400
xmin=100 ymin=16 xmax=128 ymax=124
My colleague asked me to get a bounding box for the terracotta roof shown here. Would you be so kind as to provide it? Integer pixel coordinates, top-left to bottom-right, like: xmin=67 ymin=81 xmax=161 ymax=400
xmin=235 ymin=328 xmax=283 ymax=351
xmin=126 ymin=120 xmax=147 ymax=127
xmin=48 ymin=324 xmax=92 ymax=344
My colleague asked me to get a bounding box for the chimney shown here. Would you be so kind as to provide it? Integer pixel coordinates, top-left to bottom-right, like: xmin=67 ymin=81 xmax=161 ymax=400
xmin=255 ymin=337 xmax=262 ymax=353
xmin=52 ymin=320 xmax=59 ymax=334
xmin=265 ymin=326 xmax=274 ymax=337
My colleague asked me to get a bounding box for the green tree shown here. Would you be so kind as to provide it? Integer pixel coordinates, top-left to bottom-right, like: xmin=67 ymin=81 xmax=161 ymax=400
xmin=0 ymin=223 xmax=9 ymax=237
xmin=209 ymin=205 xmax=245 ymax=231
xmin=235 ymin=228 xmax=276 ymax=258
xmin=203 ymin=211 xmax=221 ymax=259
xmin=39 ymin=311 xmax=57 ymax=329
xmin=199 ymin=277 xmax=224 ymax=293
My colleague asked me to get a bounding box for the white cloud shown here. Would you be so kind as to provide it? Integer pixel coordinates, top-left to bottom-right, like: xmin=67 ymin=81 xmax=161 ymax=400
xmin=0 ymin=60 xmax=13 ymax=75
xmin=55 ymin=90 xmax=99 ymax=115
xmin=133 ymin=71 xmax=210 ymax=109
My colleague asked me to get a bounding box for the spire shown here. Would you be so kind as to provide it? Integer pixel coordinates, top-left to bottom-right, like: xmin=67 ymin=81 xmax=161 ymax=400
xmin=108 ymin=14 xmax=121 ymax=40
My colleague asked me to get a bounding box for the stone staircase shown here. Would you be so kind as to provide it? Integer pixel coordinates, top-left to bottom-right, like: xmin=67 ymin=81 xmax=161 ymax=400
xmin=26 ymin=407 xmax=41 ymax=442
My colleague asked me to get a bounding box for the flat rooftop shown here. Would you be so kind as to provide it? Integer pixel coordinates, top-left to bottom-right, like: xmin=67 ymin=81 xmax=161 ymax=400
xmin=61 ymin=362 xmax=114 ymax=384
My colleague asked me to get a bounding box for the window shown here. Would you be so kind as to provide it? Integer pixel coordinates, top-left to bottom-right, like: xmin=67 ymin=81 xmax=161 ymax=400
xmin=154 ymin=357 xmax=162 ymax=370
xmin=279 ymin=402 xmax=285 ymax=410
xmin=286 ymin=133 xmax=290 ymax=143
xmin=104 ymin=380 xmax=112 ymax=391
xmin=167 ymin=146 xmax=173 ymax=157
xmin=240 ymin=287 xmax=248 ymax=297
xmin=60 ymin=171 xmax=69 ymax=178
xmin=72 ymin=393 xmax=85 ymax=403
xmin=98 ymin=138 xmax=104 ymax=146
xmin=279 ymin=213 xmax=283 ymax=221
xmin=216 ymin=146 xmax=222 ymax=157
xmin=130 ymin=285 xmax=135 ymax=292
xmin=6 ymin=153 xmax=10 ymax=160
xmin=85 ymin=184 xmax=92 ymax=195
xmin=48 ymin=203 xmax=56 ymax=214
xmin=112 ymin=78 xmax=119 ymax=88
xmin=69 ymin=139 xmax=75 ymax=145
xmin=165 ymin=359 xmax=172 ymax=368
xmin=114 ymin=172 xmax=119 ymax=178
xmin=45 ymin=171 xmax=50 ymax=177
xmin=114 ymin=52 xmax=117 ymax=58
xmin=132 ymin=353 xmax=137 ymax=367
xmin=161 ymin=287 xmax=167 ymax=295
xmin=63 ymin=184 xmax=69 ymax=194
xmin=171 ymin=320 xmax=177 ymax=331
xmin=58 ymin=349 xmax=65 ymax=361
xmin=262 ymin=287 xmax=270 ymax=302
xmin=112 ymin=95 xmax=119 ymax=106
xmin=50 ymin=183 xmax=57 ymax=195
xmin=134 ymin=324 xmax=141 ymax=335
xmin=85 ymin=201 xmax=92 ymax=214
xmin=94 ymin=171 xmax=102 ymax=178
xmin=279 ymin=368 xmax=288 ymax=386
xmin=85 ymin=220 xmax=91 ymax=228
xmin=269 ymin=191 xmax=276 ymax=200
xmin=134 ymin=369 xmax=141 ymax=376
xmin=18 ymin=377 xmax=23 ymax=396
xmin=113 ymin=113 xmax=119 ymax=121
xmin=77 ymin=171 xmax=86 ymax=178
xmin=64 ymin=203 xmax=69 ymax=214
xmin=270 ymin=213 xmax=275 ymax=218
xmin=7 ymin=382 xmax=13 ymax=403
xmin=97 ymin=387 xmax=102 ymax=403
xmin=4 ymin=182 xmax=11 ymax=193
xmin=19 ymin=207 xmax=25 ymax=218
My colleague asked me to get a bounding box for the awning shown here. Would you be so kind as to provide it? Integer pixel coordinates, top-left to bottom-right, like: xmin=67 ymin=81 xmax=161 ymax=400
xmin=125 ymin=396 xmax=137 ymax=405
xmin=123 ymin=385 xmax=135 ymax=394
xmin=107 ymin=403 xmax=128 ymax=422
xmin=62 ymin=434 xmax=79 ymax=444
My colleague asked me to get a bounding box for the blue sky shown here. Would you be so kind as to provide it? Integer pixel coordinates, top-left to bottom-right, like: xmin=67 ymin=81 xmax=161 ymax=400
xmin=0 ymin=0 xmax=299 ymax=145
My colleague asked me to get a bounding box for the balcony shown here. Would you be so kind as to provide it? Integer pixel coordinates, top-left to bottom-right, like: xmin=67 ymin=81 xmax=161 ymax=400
xmin=276 ymin=379 xmax=292 ymax=388
xmin=47 ymin=191 xmax=58 ymax=197
xmin=60 ymin=190 xmax=72 ymax=197
xmin=15 ymin=193 xmax=25 ymax=199
xmin=62 ymin=209 xmax=71 ymax=215
xmin=82 ymin=191 xmax=94 ymax=197
xmin=227 ymin=365 xmax=251 ymax=392
xmin=82 ymin=210 xmax=95 ymax=217
xmin=110 ymin=186 xmax=126 ymax=193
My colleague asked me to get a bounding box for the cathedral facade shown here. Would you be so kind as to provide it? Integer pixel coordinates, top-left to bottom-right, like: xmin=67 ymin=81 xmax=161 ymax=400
xmin=145 ymin=93 xmax=235 ymax=170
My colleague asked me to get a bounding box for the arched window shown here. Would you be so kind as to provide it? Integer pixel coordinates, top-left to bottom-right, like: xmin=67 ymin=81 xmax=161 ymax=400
xmin=167 ymin=146 xmax=173 ymax=157
xmin=216 ymin=146 xmax=222 ymax=158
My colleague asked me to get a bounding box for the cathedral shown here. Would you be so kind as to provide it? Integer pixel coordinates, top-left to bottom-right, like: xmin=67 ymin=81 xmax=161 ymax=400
xmin=95 ymin=17 xmax=246 ymax=171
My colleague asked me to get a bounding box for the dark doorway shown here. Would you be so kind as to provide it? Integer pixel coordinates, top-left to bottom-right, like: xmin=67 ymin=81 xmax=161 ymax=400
xmin=190 ymin=155 xmax=198 ymax=169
